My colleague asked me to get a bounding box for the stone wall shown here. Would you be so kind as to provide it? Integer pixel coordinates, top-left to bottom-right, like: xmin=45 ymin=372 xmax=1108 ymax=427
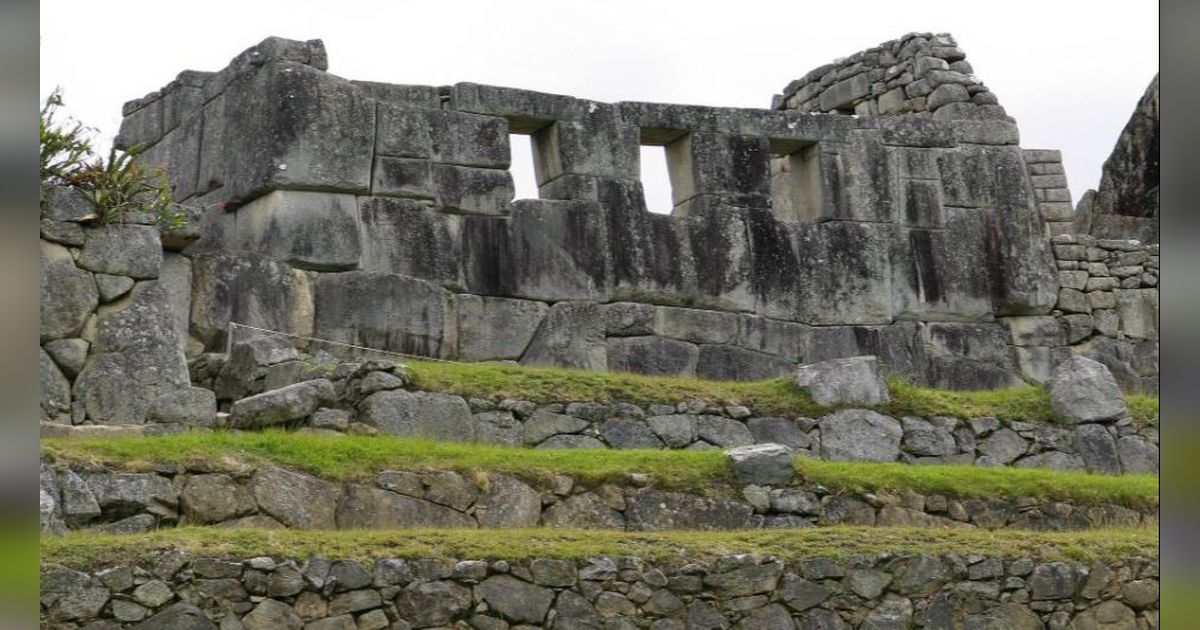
xmin=40 ymin=550 xmax=1159 ymax=629
xmin=109 ymin=35 xmax=1065 ymax=391
xmin=178 ymin=345 xmax=1157 ymax=474
xmin=39 ymin=456 xmax=1156 ymax=535
xmin=772 ymin=32 xmax=1007 ymax=123
xmin=1023 ymin=149 xmax=1076 ymax=237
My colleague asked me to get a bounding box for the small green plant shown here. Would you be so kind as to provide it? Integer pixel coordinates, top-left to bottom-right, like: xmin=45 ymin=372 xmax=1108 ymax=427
xmin=39 ymin=88 xmax=92 ymax=202
xmin=39 ymin=88 xmax=183 ymax=228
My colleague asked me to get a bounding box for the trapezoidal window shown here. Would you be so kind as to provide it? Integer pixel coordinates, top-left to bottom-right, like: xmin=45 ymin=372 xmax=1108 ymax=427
xmin=769 ymin=142 xmax=827 ymax=222
xmin=638 ymin=145 xmax=673 ymax=215
xmin=508 ymin=133 xmax=539 ymax=200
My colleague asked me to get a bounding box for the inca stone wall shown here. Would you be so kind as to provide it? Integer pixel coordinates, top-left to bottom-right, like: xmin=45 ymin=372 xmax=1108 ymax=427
xmin=112 ymin=35 xmax=1069 ymax=390
xmin=40 ymin=550 xmax=1159 ymax=629
xmin=771 ymin=32 xmax=1008 ymax=124
xmin=1023 ymin=149 xmax=1076 ymax=237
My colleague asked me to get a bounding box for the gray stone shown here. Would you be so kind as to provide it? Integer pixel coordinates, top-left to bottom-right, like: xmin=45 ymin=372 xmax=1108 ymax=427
xmin=819 ymin=409 xmax=902 ymax=461
xmin=86 ymin=472 xmax=178 ymax=520
xmin=94 ymin=273 xmax=135 ymax=303
xmin=697 ymin=415 xmax=755 ymax=447
xmin=474 ymin=410 xmax=523 ymax=446
xmin=523 ymin=408 xmax=589 ymax=445
xmin=769 ymin=488 xmax=820 ymax=515
xmin=965 ymin=603 xmax=1043 ymax=630
xmin=476 ymin=474 xmax=541 ymax=527
xmin=607 ymin=336 xmax=699 ymax=376
xmin=250 ymin=467 xmax=339 ymax=529
xmin=747 ymin=417 xmax=811 ymax=450
xmin=726 ymin=443 xmax=795 ymax=485
xmin=241 ymin=599 xmax=302 ymax=630
xmin=703 ymin=560 xmax=783 ymax=597
xmin=647 ymin=415 xmax=698 ymax=448
xmin=133 ymin=603 xmax=218 ymax=630
xmin=43 ymin=338 xmax=89 ymax=380
xmin=181 ymin=474 xmax=255 ymax=524
xmin=151 ymin=386 xmax=217 ymax=425
xmin=901 ymin=416 xmax=957 ymax=456
xmin=59 ymin=469 xmax=101 ymax=526
xmin=40 ymin=240 xmax=98 ymax=342
xmin=311 ymin=407 xmax=351 ymax=430
xmin=626 ymin=491 xmax=754 ymax=530
xmin=978 ymin=428 xmax=1029 ymax=464
xmin=73 ymin=282 xmax=191 ymax=424
xmin=553 ymin=590 xmax=602 ymax=629
xmin=328 ymin=559 xmax=373 ymax=592
xmin=314 ymin=271 xmax=453 ymax=359
xmin=793 ymin=356 xmax=890 ymax=406
xmin=600 ymin=418 xmax=664 ymax=449
xmin=1076 ymin=424 xmax=1122 ymax=474
xmin=542 ymin=493 xmax=625 ymax=529
xmin=359 ymin=390 xmax=474 ymax=441
xmin=1047 ymin=356 xmax=1128 ymax=423
xmin=779 ymin=575 xmax=829 ymax=612
xmin=40 ymin=347 xmax=72 ymax=423
xmin=1070 ymin=600 xmax=1136 ymax=630
xmin=457 ymin=295 xmax=549 ymax=361
xmin=188 ymin=251 xmax=312 ymax=350
xmin=335 ymin=484 xmax=474 ymax=528
xmin=1116 ymin=435 xmax=1158 ymax=474
xmin=78 ymin=224 xmax=162 ymax=279
xmin=520 ymin=301 xmax=607 ymax=370
xmin=229 ymin=379 xmax=334 ymax=428
xmin=357 ymin=370 xmax=406 ymax=395
xmin=394 ymin=580 xmax=472 ymax=627
xmin=1029 ymin=562 xmax=1077 ymax=600
xmin=132 ymin=579 xmax=175 ymax=607
xmin=478 ymin=575 xmax=554 ymax=624
xmin=232 ymin=191 xmax=361 ymax=270
xmin=1013 ymin=451 xmax=1085 ymax=471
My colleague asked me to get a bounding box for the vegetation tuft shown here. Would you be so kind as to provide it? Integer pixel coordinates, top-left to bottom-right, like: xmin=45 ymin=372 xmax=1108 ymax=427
xmin=41 ymin=526 xmax=1158 ymax=569
xmin=39 ymin=88 xmax=183 ymax=227
xmin=41 ymin=432 xmax=1158 ymax=508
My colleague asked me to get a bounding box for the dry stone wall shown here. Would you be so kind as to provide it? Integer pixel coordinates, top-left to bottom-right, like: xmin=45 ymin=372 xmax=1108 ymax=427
xmin=1023 ymin=149 xmax=1076 ymax=237
xmin=40 ymin=550 xmax=1159 ymax=629
xmin=111 ymin=35 xmax=1067 ymax=391
xmin=39 ymin=458 xmax=1156 ymax=536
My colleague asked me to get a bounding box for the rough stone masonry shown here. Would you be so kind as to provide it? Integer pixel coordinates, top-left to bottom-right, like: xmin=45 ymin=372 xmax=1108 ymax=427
xmin=39 ymin=33 xmax=1159 ymax=427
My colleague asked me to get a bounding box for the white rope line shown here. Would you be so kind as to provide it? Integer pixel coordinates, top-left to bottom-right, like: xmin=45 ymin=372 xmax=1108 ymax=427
xmin=227 ymin=322 xmax=462 ymax=364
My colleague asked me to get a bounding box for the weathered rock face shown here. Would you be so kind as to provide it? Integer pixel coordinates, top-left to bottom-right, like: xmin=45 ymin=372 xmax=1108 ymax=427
xmin=43 ymin=550 xmax=1157 ymax=629
xmin=1080 ymin=74 xmax=1159 ymax=243
xmin=794 ymin=356 xmax=890 ymax=406
xmin=1047 ymin=356 xmax=1128 ymax=424
xmin=40 ymin=240 xmax=98 ymax=342
xmin=100 ymin=34 xmax=1085 ymax=390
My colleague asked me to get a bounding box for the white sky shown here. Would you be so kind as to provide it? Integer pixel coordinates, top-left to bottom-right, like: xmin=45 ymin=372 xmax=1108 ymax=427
xmin=40 ymin=0 xmax=1157 ymax=213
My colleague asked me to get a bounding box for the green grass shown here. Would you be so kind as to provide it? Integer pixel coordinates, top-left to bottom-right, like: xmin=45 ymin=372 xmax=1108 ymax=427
xmin=41 ymin=432 xmax=1159 ymax=508
xmin=403 ymin=358 xmax=1158 ymax=426
xmin=41 ymin=526 xmax=1159 ymax=569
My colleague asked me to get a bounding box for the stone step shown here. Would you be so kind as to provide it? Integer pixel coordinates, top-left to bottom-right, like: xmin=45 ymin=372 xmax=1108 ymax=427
xmin=40 ymin=530 xmax=1159 ymax=629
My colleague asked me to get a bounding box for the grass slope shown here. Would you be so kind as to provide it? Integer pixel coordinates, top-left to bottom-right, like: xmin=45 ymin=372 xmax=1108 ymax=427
xmin=42 ymin=526 xmax=1159 ymax=569
xmin=42 ymin=432 xmax=1159 ymax=508
xmin=404 ymin=358 xmax=1158 ymax=426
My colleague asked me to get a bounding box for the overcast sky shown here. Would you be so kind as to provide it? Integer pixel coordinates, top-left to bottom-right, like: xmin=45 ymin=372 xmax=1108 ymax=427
xmin=40 ymin=0 xmax=1157 ymax=212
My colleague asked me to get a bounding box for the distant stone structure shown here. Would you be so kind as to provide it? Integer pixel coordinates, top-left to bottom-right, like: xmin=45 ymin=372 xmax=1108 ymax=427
xmin=39 ymin=34 xmax=1160 ymax=428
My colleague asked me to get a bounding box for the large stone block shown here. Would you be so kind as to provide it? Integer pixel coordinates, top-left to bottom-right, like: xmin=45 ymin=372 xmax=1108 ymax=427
xmin=1047 ymin=356 xmax=1128 ymax=424
xmin=358 ymin=196 xmax=462 ymax=287
xmin=1114 ymin=289 xmax=1158 ymax=340
xmin=427 ymin=110 xmax=510 ymax=168
xmin=520 ymin=301 xmax=607 ymax=370
xmin=374 ymin=102 xmax=433 ymax=158
xmin=250 ymin=467 xmax=339 ymax=529
xmin=480 ymin=199 xmax=609 ymax=301
xmin=450 ymin=82 xmax=589 ymax=132
xmin=371 ymin=156 xmax=433 ymax=199
xmin=336 ymin=485 xmax=475 ymax=529
xmin=40 ymin=240 xmax=98 ymax=342
xmin=40 ymin=348 xmax=71 ymax=423
xmin=314 ymin=271 xmax=454 ymax=359
xmin=533 ymin=108 xmax=639 ymax=183
xmin=431 ymin=164 xmax=514 ymax=215
xmin=793 ymin=221 xmax=894 ymax=325
xmin=232 ymin=191 xmax=361 ymax=271
xmin=922 ymin=322 xmax=1022 ymax=389
xmin=73 ymin=282 xmax=191 ymax=424
xmin=229 ymin=379 xmax=334 ymax=429
xmin=696 ymin=345 xmax=794 ymax=381
xmin=358 ymin=390 xmax=475 ymax=441
xmin=819 ymin=409 xmax=902 ymax=461
xmin=890 ymin=214 xmax=993 ymax=321
xmin=190 ymin=252 xmax=313 ymax=350
xmin=456 ymin=295 xmax=548 ymax=361
xmin=794 ymin=356 xmax=890 ymax=406
xmin=207 ymin=60 xmax=375 ymax=207
xmin=606 ymin=336 xmax=699 ymax=376
xmin=665 ymin=132 xmax=771 ymax=207
xmin=78 ymin=224 xmax=162 ymax=279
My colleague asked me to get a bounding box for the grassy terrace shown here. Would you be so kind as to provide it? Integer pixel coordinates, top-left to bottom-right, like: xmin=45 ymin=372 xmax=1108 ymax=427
xmin=42 ymin=526 xmax=1158 ymax=568
xmin=42 ymin=432 xmax=1159 ymax=508
xmin=403 ymin=358 xmax=1159 ymax=426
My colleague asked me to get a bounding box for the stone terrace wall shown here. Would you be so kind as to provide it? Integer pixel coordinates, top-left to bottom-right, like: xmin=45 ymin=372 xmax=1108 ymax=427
xmin=1023 ymin=149 xmax=1076 ymax=237
xmin=109 ymin=35 xmax=1067 ymax=392
xmin=39 ymin=456 xmax=1155 ymax=536
xmin=772 ymin=32 xmax=1007 ymax=122
xmin=41 ymin=550 xmax=1159 ymax=629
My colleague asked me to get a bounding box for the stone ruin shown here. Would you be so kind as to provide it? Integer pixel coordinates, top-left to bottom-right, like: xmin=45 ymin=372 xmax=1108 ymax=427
xmin=39 ymin=33 xmax=1159 ymax=428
